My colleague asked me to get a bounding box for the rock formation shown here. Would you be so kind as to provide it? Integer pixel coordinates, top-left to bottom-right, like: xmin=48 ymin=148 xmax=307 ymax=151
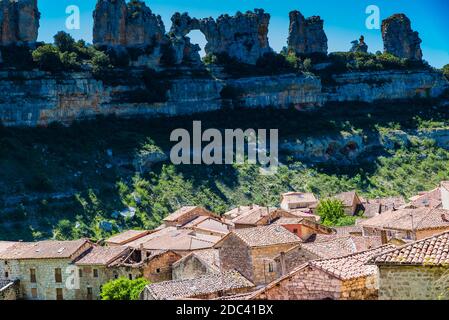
xmin=201 ymin=9 xmax=272 ymax=65
xmin=381 ymin=14 xmax=422 ymax=60
xmin=350 ymin=36 xmax=368 ymax=53
xmin=288 ymin=11 xmax=328 ymax=56
xmin=0 ymin=0 xmax=40 ymax=45
xmin=168 ymin=12 xmax=201 ymax=65
xmin=93 ymin=0 xmax=165 ymax=47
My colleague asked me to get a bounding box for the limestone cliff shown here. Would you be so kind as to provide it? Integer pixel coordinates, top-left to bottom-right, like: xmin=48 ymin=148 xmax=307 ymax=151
xmin=288 ymin=11 xmax=328 ymax=56
xmin=0 ymin=0 xmax=40 ymax=45
xmin=382 ymin=14 xmax=422 ymax=60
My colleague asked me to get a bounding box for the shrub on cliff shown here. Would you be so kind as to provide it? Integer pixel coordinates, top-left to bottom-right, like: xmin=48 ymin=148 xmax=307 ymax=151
xmin=91 ymin=51 xmax=112 ymax=77
xmin=54 ymin=31 xmax=76 ymax=53
xmin=443 ymin=64 xmax=449 ymax=80
xmin=32 ymin=44 xmax=64 ymax=72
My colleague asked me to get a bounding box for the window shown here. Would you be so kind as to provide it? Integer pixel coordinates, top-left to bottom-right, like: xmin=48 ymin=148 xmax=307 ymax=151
xmin=30 ymin=268 xmax=36 ymax=283
xmin=293 ymin=229 xmax=299 ymax=235
xmin=113 ymin=272 xmax=118 ymax=279
xmin=4 ymin=272 xmax=8 ymax=278
xmin=93 ymin=269 xmax=99 ymax=278
xmin=31 ymin=288 xmax=38 ymax=299
xmin=156 ymin=268 xmax=161 ymax=274
xmin=79 ymin=269 xmax=83 ymax=278
xmin=268 ymin=263 xmax=274 ymax=273
xmin=55 ymin=268 xmax=62 ymax=283
xmin=4 ymin=261 xmax=7 ymax=265
xmin=128 ymin=274 xmax=133 ymax=280
xmin=56 ymin=288 xmax=64 ymax=301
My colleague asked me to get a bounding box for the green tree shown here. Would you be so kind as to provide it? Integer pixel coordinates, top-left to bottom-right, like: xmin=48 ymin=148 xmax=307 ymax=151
xmin=54 ymin=31 xmax=76 ymax=53
xmin=442 ymin=64 xmax=449 ymax=80
xmin=316 ymin=198 xmax=356 ymax=226
xmin=100 ymin=277 xmax=149 ymax=300
xmin=91 ymin=51 xmax=111 ymax=77
xmin=32 ymin=44 xmax=63 ymax=72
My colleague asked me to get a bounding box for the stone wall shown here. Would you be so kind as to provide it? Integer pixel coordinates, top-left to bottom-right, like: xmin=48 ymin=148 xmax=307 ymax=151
xmin=218 ymin=234 xmax=254 ymax=282
xmin=378 ymin=265 xmax=449 ymax=300
xmin=274 ymin=246 xmax=319 ymax=277
xmin=253 ymin=265 xmax=377 ymax=300
xmin=0 ymin=280 xmax=20 ymax=300
xmin=142 ymin=251 xmax=181 ymax=283
xmin=172 ymin=255 xmax=215 ymax=280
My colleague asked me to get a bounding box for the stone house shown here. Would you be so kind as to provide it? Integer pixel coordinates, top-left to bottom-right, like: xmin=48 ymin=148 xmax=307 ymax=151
xmin=333 ymin=191 xmax=363 ymax=216
xmin=214 ymin=225 xmax=302 ymax=286
xmin=162 ymin=206 xmax=218 ymax=228
xmin=172 ymin=249 xmax=220 ymax=280
xmin=280 ymin=192 xmax=318 ymax=211
xmin=141 ymin=250 xmax=182 ymax=283
xmin=141 ymin=270 xmax=255 ymax=300
xmin=359 ymin=207 xmax=449 ymax=241
xmin=0 ymin=239 xmax=93 ymax=300
xmin=105 ymin=230 xmax=152 ymax=246
xmin=273 ymin=234 xmax=383 ymax=277
xmin=250 ymin=246 xmax=390 ymax=300
xmin=369 ymin=231 xmax=449 ymax=300
xmin=272 ymin=217 xmax=335 ymax=241
xmin=406 ymin=181 xmax=449 ymax=210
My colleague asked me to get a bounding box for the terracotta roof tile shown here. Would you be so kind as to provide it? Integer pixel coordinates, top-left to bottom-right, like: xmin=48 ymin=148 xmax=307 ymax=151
xmin=216 ymin=225 xmax=302 ymax=248
xmin=143 ymin=271 xmax=254 ymax=300
xmin=0 ymin=239 xmax=90 ymax=260
xmin=106 ymin=230 xmax=151 ymax=245
xmin=75 ymin=246 xmax=129 ymax=266
xmin=369 ymin=231 xmax=449 ymax=266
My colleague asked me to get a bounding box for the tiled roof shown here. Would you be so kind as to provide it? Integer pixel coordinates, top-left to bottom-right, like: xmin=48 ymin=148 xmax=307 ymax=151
xmin=0 ymin=239 xmax=90 ymax=260
xmin=310 ymin=246 xmax=392 ymax=280
xmin=231 ymin=207 xmax=276 ymax=225
xmin=0 ymin=241 xmax=20 ymax=255
xmin=183 ymin=217 xmax=230 ymax=235
xmin=106 ymin=230 xmax=151 ymax=245
xmin=129 ymin=228 xmax=221 ymax=251
xmin=281 ymin=192 xmax=318 ymax=205
xmin=287 ymin=209 xmax=321 ymax=222
xmin=216 ymin=225 xmax=302 ymax=248
xmin=359 ymin=208 xmax=449 ymax=231
xmin=334 ymin=226 xmax=363 ymax=236
xmin=144 ymin=271 xmax=254 ymax=300
xmin=302 ymin=235 xmax=382 ymax=259
xmin=223 ymin=205 xmax=262 ymax=219
xmin=409 ymin=187 xmax=442 ymax=209
xmin=75 ymin=246 xmax=129 ymax=266
xmin=334 ymin=191 xmax=358 ymax=207
xmin=369 ymin=231 xmax=449 ymax=266
xmin=273 ymin=217 xmax=306 ymax=225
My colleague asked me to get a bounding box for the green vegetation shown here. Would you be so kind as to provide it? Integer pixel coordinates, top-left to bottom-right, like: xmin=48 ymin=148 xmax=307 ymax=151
xmin=1 ymin=101 xmax=449 ymax=241
xmin=442 ymin=64 xmax=449 ymax=80
xmin=316 ymin=199 xmax=357 ymax=227
xmin=100 ymin=277 xmax=149 ymax=300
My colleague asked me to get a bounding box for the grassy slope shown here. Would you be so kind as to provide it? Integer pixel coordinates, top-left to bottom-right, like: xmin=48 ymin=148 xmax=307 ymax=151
xmin=1 ymin=100 xmax=449 ymax=241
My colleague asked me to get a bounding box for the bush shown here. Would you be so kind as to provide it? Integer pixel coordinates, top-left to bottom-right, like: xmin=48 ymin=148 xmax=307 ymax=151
xmin=101 ymin=277 xmax=149 ymax=300
xmin=443 ymin=64 xmax=449 ymax=80
xmin=316 ymin=198 xmax=356 ymax=226
xmin=91 ymin=51 xmax=112 ymax=77
xmin=32 ymin=44 xmax=63 ymax=72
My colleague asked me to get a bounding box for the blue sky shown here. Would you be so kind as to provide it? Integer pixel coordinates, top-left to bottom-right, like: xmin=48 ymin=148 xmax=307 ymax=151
xmin=38 ymin=0 xmax=449 ymax=68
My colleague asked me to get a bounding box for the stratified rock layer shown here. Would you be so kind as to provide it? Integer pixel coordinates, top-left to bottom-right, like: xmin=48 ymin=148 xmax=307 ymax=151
xmin=93 ymin=0 xmax=165 ymax=47
xmin=382 ymin=14 xmax=422 ymax=60
xmin=0 ymin=0 xmax=40 ymax=45
xmin=288 ymin=11 xmax=327 ymax=55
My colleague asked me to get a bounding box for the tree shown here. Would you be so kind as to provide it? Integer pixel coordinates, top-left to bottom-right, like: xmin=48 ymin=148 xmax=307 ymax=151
xmin=54 ymin=31 xmax=76 ymax=53
xmin=32 ymin=45 xmax=63 ymax=72
xmin=316 ymin=198 xmax=356 ymax=226
xmin=100 ymin=277 xmax=149 ymax=300
xmin=442 ymin=64 xmax=449 ymax=80
xmin=91 ymin=51 xmax=111 ymax=77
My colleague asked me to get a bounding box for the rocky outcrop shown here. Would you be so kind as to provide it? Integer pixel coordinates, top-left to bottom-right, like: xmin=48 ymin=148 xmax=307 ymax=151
xmin=0 ymin=0 xmax=40 ymax=45
xmin=288 ymin=11 xmax=327 ymax=56
xmin=200 ymin=9 xmax=272 ymax=65
xmin=350 ymin=36 xmax=368 ymax=53
xmin=168 ymin=12 xmax=201 ymax=65
xmin=382 ymin=14 xmax=422 ymax=60
xmin=326 ymin=70 xmax=448 ymax=103
xmin=93 ymin=0 xmax=165 ymax=47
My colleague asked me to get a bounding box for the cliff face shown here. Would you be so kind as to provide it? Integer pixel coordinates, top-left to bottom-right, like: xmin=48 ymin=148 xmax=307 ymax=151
xmin=0 ymin=69 xmax=447 ymax=127
xmin=0 ymin=0 xmax=40 ymax=45
xmin=288 ymin=11 xmax=328 ymax=56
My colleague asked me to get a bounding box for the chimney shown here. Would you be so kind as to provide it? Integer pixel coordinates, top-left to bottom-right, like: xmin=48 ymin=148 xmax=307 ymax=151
xmin=279 ymin=252 xmax=287 ymax=276
xmin=380 ymin=230 xmax=388 ymax=245
xmin=139 ymin=244 xmax=146 ymax=262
